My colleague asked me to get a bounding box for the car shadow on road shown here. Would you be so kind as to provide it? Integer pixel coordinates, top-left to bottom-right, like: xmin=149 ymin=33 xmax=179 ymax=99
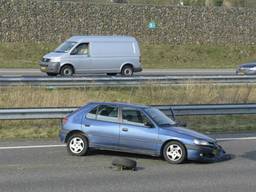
xmin=88 ymin=149 xmax=161 ymax=161
xmin=86 ymin=149 xmax=234 ymax=164
xmin=184 ymin=154 xmax=235 ymax=165
xmin=241 ymin=151 xmax=256 ymax=161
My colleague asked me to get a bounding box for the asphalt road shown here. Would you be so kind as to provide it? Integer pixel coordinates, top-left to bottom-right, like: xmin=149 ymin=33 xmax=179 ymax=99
xmin=0 ymin=68 xmax=235 ymax=77
xmin=0 ymin=136 xmax=256 ymax=192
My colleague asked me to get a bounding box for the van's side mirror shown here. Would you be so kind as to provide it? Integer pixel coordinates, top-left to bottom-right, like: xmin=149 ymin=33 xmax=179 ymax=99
xmin=70 ymin=48 xmax=79 ymax=55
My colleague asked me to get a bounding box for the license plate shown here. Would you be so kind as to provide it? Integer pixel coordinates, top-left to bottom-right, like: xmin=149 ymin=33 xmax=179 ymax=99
xmin=41 ymin=66 xmax=47 ymax=71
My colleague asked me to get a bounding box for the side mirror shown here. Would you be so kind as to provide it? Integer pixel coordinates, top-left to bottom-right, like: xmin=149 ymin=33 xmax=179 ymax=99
xmin=70 ymin=48 xmax=78 ymax=55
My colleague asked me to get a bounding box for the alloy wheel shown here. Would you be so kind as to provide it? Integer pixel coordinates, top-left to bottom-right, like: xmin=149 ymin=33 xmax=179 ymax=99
xmin=166 ymin=144 xmax=183 ymax=162
xmin=69 ymin=137 xmax=85 ymax=154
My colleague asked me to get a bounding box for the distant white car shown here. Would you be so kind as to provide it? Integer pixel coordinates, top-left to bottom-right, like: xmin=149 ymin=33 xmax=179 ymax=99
xmin=236 ymin=62 xmax=256 ymax=75
xmin=39 ymin=36 xmax=142 ymax=77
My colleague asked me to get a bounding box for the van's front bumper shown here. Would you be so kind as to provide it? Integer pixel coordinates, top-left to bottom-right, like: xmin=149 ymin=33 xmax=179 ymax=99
xmin=39 ymin=61 xmax=60 ymax=73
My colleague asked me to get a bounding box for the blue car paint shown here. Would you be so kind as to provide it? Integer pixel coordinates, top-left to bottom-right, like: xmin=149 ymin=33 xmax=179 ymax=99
xmin=60 ymin=102 xmax=225 ymax=162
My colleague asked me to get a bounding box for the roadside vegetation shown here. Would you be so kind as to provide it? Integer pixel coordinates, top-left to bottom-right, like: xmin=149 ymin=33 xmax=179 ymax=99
xmin=1 ymin=42 xmax=256 ymax=69
xmin=1 ymin=84 xmax=256 ymax=139
xmin=1 ymin=84 xmax=256 ymax=108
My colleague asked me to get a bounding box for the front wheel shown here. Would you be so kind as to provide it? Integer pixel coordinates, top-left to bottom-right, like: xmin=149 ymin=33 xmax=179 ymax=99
xmin=67 ymin=134 xmax=88 ymax=156
xmin=163 ymin=141 xmax=186 ymax=164
xmin=60 ymin=65 xmax=74 ymax=76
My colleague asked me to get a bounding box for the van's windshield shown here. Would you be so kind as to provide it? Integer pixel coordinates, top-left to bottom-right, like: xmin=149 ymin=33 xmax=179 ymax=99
xmin=54 ymin=41 xmax=77 ymax=53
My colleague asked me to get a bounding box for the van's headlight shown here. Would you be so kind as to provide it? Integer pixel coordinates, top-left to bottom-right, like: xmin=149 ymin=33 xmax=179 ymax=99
xmin=193 ymin=139 xmax=209 ymax=146
xmin=42 ymin=58 xmax=50 ymax=62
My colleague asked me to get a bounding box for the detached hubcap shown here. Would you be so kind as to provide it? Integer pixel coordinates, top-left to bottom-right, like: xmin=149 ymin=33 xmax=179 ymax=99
xmin=69 ymin=137 xmax=84 ymax=154
xmin=166 ymin=144 xmax=182 ymax=161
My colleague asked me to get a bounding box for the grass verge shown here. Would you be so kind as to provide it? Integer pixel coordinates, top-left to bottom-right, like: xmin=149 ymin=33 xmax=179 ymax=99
xmin=1 ymin=84 xmax=256 ymax=108
xmin=0 ymin=42 xmax=256 ymax=69
xmin=1 ymin=84 xmax=256 ymax=139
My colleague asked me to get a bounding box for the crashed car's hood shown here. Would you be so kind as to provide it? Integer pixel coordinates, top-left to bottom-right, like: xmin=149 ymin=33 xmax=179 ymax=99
xmin=162 ymin=126 xmax=216 ymax=142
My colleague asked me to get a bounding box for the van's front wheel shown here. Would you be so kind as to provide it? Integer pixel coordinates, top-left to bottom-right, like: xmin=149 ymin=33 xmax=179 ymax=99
xmin=60 ymin=65 xmax=74 ymax=76
xmin=121 ymin=65 xmax=133 ymax=76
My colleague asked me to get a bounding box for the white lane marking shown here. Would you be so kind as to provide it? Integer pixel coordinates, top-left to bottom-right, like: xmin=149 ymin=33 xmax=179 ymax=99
xmin=0 ymin=137 xmax=256 ymax=150
xmin=0 ymin=144 xmax=65 ymax=150
xmin=217 ymin=137 xmax=256 ymax=141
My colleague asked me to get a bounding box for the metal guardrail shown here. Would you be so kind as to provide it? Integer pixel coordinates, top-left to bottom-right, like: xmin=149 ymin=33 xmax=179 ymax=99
xmin=0 ymin=104 xmax=256 ymax=120
xmin=1 ymin=75 xmax=256 ymax=87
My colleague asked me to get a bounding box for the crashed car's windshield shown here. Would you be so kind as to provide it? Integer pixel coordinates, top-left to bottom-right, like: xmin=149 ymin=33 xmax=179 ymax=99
xmin=145 ymin=107 xmax=175 ymax=126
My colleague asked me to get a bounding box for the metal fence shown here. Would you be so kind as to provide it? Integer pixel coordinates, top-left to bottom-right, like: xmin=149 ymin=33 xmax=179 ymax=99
xmin=1 ymin=75 xmax=256 ymax=87
xmin=1 ymin=103 xmax=256 ymax=120
xmin=50 ymin=0 xmax=256 ymax=7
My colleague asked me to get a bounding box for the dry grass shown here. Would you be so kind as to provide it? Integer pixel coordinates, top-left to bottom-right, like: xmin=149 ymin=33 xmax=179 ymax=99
xmin=1 ymin=84 xmax=256 ymax=108
xmin=0 ymin=120 xmax=59 ymax=139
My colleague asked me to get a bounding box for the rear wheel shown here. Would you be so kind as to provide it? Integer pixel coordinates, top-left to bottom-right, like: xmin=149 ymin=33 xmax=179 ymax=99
xmin=163 ymin=141 xmax=186 ymax=164
xmin=121 ymin=65 xmax=133 ymax=76
xmin=60 ymin=65 xmax=74 ymax=76
xmin=67 ymin=134 xmax=88 ymax=156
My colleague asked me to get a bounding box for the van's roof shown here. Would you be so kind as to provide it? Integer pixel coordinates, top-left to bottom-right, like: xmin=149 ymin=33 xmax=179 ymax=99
xmin=67 ymin=36 xmax=137 ymax=43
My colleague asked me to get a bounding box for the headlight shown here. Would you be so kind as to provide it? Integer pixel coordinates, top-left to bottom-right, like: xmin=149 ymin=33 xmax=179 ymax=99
xmin=42 ymin=58 xmax=51 ymax=62
xmin=193 ymin=139 xmax=209 ymax=146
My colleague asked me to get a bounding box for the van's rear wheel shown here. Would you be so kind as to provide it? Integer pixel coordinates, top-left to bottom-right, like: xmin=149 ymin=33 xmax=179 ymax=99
xmin=60 ymin=65 xmax=74 ymax=76
xmin=121 ymin=65 xmax=133 ymax=76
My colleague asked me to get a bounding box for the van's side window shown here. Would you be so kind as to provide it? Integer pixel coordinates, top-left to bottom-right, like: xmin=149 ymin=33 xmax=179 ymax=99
xmin=71 ymin=43 xmax=89 ymax=55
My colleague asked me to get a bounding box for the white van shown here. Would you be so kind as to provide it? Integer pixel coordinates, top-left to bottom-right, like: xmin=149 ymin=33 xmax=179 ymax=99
xmin=39 ymin=36 xmax=142 ymax=76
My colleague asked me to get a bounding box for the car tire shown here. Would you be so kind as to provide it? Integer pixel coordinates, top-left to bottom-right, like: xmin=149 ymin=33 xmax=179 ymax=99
xmin=46 ymin=72 xmax=58 ymax=76
xmin=112 ymin=158 xmax=137 ymax=170
xmin=60 ymin=65 xmax=74 ymax=76
xmin=67 ymin=134 xmax=88 ymax=156
xmin=107 ymin=73 xmax=117 ymax=76
xmin=163 ymin=141 xmax=186 ymax=164
xmin=121 ymin=65 xmax=133 ymax=76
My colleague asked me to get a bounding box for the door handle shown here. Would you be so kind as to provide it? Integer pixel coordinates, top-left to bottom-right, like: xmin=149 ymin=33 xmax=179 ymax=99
xmin=122 ymin=128 xmax=128 ymax=132
xmin=84 ymin=124 xmax=90 ymax=127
